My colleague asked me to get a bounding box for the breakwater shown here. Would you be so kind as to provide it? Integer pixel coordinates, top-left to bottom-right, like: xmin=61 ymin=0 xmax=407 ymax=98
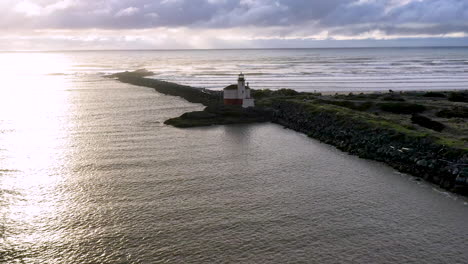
xmin=110 ymin=71 xmax=468 ymax=194
xmin=111 ymin=71 xmax=269 ymax=127
xmin=111 ymin=70 xmax=220 ymax=106
xmin=266 ymin=99 xmax=468 ymax=192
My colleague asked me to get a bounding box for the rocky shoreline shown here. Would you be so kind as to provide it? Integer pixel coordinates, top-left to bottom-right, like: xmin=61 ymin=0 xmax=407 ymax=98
xmin=267 ymin=99 xmax=468 ymax=193
xmin=109 ymin=70 xmax=468 ymax=195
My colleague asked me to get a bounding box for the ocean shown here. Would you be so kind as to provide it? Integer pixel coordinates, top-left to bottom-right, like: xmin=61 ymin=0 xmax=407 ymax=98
xmin=2 ymin=47 xmax=468 ymax=92
xmin=0 ymin=48 xmax=467 ymax=263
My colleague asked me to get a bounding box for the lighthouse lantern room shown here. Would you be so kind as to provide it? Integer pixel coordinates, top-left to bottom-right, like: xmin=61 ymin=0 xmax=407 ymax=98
xmin=223 ymin=73 xmax=255 ymax=108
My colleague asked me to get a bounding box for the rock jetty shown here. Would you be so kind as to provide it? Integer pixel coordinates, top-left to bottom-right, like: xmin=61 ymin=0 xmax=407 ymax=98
xmin=109 ymin=70 xmax=468 ymax=195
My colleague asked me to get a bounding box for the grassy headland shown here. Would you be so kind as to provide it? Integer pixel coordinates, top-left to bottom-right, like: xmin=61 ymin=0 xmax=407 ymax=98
xmin=109 ymin=70 xmax=468 ymax=194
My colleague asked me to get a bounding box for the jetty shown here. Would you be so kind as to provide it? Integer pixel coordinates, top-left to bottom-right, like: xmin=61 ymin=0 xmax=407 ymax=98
xmin=109 ymin=70 xmax=468 ymax=195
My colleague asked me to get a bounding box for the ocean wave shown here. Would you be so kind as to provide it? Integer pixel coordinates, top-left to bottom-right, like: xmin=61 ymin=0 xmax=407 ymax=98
xmin=47 ymin=73 xmax=68 ymax=76
xmin=72 ymin=64 xmax=114 ymax=68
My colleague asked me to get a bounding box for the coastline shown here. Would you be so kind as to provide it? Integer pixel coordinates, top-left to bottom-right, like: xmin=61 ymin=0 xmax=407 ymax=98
xmin=109 ymin=70 xmax=468 ymax=195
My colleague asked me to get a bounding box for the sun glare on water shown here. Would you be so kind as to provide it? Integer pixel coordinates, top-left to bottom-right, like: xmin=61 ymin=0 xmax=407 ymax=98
xmin=0 ymin=52 xmax=74 ymax=181
xmin=0 ymin=53 xmax=76 ymax=250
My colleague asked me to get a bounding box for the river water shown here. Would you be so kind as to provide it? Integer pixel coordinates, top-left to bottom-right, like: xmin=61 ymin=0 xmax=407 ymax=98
xmin=0 ymin=51 xmax=467 ymax=263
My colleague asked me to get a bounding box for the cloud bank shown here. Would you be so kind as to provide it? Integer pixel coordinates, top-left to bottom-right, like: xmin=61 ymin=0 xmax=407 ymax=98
xmin=1 ymin=0 xmax=467 ymax=49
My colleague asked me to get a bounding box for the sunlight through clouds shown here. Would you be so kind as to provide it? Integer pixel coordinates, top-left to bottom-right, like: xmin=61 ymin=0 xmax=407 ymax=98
xmin=0 ymin=0 xmax=467 ymax=49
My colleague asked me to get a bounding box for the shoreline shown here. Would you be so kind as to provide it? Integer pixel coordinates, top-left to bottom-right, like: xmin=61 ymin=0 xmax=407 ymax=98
xmin=109 ymin=70 xmax=468 ymax=195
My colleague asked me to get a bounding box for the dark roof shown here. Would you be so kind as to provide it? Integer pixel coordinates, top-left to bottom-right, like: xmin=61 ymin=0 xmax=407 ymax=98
xmin=224 ymin=84 xmax=251 ymax=90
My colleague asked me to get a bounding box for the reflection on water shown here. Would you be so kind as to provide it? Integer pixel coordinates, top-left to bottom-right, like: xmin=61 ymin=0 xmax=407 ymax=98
xmin=0 ymin=70 xmax=74 ymax=262
xmin=0 ymin=52 xmax=467 ymax=263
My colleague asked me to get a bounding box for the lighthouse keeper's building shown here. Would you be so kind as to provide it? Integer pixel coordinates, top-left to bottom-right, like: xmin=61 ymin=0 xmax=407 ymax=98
xmin=223 ymin=73 xmax=255 ymax=108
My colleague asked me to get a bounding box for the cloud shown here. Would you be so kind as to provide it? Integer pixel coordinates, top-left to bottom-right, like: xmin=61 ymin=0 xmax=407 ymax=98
xmin=12 ymin=0 xmax=77 ymax=17
xmin=14 ymin=1 xmax=43 ymax=17
xmin=0 ymin=0 xmax=467 ymax=49
xmin=0 ymin=0 xmax=464 ymax=29
xmin=115 ymin=7 xmax=139 ymax=17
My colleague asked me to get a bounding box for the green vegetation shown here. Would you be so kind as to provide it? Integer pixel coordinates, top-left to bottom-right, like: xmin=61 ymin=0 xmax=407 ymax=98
xmin=164 ymin=105 xmax=268 ymax=127
xmin=344 ymin=93 xmax=381 ymax=100
xmin=436 ymin=137 xmax=466 ymax=149
xmin=251 ymin=88 xmax=300 ymax=99
xmin=316 ymin=99 xmax=373 ymax=111
xmin=378 ymin=102 xmax=426 ymax=114
xmin=411 ymin=114 xmax=445 ymax=132
xmin=277 ymin=99 xmax=427 ymax=138
xmin=423 ymin=92 xmax=446 ymax=98
xmin=448 ymin=91 xmax=468 ymax=102
xmin=257 ymin=90 xmax=466 ymax=149
xmin=437 ymin=106 xmax=468 ymax=118
xmin=382 ymin=95 xmax=405 ymax=101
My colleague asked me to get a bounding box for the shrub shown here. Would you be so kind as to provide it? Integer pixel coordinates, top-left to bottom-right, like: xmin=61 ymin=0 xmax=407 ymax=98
xmin=252 ymin=88 xmax=299 ymax=98
xmin=436 ymin=106 xmax=468 ymax=118
xmin=358 ymin=101 xmax=374 ymax=111
xmin=448 ymin=92 xmax=468 ymax=102
xmin=251 ymin=89 xmax=273 ymax=98
xmin=379 ymin=102 xmax=426 ymax=114
xmin=382 ymin=95 xmax=405 ymax=101
xmin=275 ymin=88 xmax=299 ymax=96
xmin=345 ymin=93 xmax=380 ymax=100
xmin=318 ymin=99 xmax=373 ymax=111
xmin=423 ymin=92 xmax=446 ymax=98
xmin=411 ymin=114 xmax=445 ymax=132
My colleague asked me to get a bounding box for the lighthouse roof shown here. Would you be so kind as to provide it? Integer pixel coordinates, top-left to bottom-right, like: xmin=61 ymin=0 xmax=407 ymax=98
xmin=224 ymin=84 xmax=251 ymax=90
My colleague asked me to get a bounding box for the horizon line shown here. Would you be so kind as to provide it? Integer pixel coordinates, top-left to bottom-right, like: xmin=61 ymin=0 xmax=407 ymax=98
xmin=1 ymin=45 xmax=468 ymax=53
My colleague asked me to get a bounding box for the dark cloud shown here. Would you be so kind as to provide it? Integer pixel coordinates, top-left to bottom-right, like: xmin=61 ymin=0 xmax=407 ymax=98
xmin=0 ymin=0 xmax=467 ymax=48
xmin=321 ymin=0 xmax=468 ymax=34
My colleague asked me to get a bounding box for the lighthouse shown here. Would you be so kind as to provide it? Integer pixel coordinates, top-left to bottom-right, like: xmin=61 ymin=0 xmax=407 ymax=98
xmin=223 ymin=73 xmax=255 ymax=108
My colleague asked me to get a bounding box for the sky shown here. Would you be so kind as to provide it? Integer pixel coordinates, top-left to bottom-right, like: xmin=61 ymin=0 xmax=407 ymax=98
xmin=0 ymin=0 xmax=467 ymax=50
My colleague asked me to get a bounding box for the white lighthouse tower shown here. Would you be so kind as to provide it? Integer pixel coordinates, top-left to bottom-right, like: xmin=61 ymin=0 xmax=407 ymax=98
xmin=223 ymin=73 xmax=255 ymax=108
xmin=237 ymin=73 xmax=246 ymax=99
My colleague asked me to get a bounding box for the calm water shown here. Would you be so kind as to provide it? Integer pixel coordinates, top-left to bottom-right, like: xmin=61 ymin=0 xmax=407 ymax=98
xmin=0 ymin=50 xmax=468 ymax=263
